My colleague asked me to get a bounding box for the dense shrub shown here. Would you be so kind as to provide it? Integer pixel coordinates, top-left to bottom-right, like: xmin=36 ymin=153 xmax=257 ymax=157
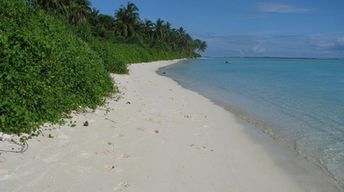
xmin=96 ymin=43 xmax=193 ymax=65
xmin=89 ymin=39 xmax=129 ymax=74
xmin=89 ymin=38 xmax=194 ymax=74
xmin=0 ymin=0 xmax=196 ymax=135
xmin=0 ymin=0 xmax=114 ymax=134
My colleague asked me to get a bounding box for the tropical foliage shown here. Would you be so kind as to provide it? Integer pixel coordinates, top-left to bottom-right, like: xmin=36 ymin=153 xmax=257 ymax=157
xmin=29 ymin=0 xmax=92 ymax=25
xmin=0 ymin=0 xmax=206 ymax=134
xmin=0 ymin=0 xmax=113 ymax=134
xmin=31 ymin=0 xmax=207 ymax=56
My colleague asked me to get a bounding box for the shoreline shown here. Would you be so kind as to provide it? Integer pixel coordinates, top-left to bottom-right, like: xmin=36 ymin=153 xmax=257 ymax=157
xmin=158 ymin=62 xmax=343 ymax=189
xmin=156 ymin=60 xmax=341 ymax=191
xmin=0 ymin=60 xmax=341 ymax=191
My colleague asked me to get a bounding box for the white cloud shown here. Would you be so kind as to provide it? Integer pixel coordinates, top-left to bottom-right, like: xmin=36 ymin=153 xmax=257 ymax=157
xmin=194 ymin=32 xmax=344 ymax=58
xmin=315 ymin=37 xmax=344 ymax=51
xmin=316 ymin=42 xmax=336 ymax=49
xmin=258 ymin=3 xmax=315 ymax=13
xmin=337 ymin=37 xmax=344 ymax=43
xmin=253 ymin=44 xmax=266 ymax=53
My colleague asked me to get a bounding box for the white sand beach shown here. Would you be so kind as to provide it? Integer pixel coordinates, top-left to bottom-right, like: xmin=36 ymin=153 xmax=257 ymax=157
xmin=0 ymin=60 xmax=340 ymax=192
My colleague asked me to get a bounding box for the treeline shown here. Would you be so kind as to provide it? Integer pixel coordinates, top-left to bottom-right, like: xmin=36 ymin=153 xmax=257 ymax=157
xmin=29 ymin=0 xmax=207 ymax=57
xmin=0 ymin=0 xmax=206 ymax=135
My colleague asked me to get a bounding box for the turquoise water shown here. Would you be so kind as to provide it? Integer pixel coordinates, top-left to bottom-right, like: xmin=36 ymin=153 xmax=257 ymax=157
xmin=162 ymin=57 xmax=344 ymax=187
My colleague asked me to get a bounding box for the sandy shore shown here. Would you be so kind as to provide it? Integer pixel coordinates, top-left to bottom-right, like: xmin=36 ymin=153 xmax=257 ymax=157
xmin=0 ymin=60 xmax=340 ymax=192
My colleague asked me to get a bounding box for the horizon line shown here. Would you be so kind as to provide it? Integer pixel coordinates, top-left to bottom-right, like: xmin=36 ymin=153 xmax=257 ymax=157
xmin=204 ymin=56 xmax=344 ymax=60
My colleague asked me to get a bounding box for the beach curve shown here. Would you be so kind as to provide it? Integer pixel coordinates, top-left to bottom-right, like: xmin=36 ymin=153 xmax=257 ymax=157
xmin=0 ymin=60 xmax=340 ymax=192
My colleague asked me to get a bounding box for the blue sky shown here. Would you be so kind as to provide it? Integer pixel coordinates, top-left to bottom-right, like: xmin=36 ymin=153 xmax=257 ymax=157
xmin=89 ymin=0 xmax=344 ymax=58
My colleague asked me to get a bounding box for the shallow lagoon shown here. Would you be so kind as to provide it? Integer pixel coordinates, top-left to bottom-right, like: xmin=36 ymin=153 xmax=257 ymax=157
xmin=162 ymin=57 xmax=344 ymax=187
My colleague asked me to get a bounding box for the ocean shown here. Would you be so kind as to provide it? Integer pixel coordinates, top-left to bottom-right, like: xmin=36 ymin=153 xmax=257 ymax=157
xmin=161 ymin=57 xmax=344 ymax=187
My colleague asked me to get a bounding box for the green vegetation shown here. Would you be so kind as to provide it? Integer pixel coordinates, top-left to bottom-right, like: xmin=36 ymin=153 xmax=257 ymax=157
xmin=31 ymin=0 xmax=207 ymax=59
xmin=89 ymin=39 xmax=194 ymax=71
xmin=89 ymin=39 xmax=129 ymax=74
xmin=0 ymin=0 xmax=113 ymax=134
xmin=0 ymin=0 xmax=206 ymax=134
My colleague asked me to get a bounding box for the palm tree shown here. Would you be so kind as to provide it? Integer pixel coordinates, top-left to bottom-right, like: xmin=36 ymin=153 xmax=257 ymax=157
xmin=31 ymin=0 xmax=207 ymax=55
xmin=114 ymin=2 xmax=140 ymax=38
xmin=88 ymin=9 xmax=114 ymax=37
xmin=168 ymin=28 xmax=179 ymax=50
xmin=199 ymin=41 xmax=207 ymax=52
xmin=31 ymin=0 xmax=66 ymax=14
xmin=177 ymin=27 xmax=186 ymax=36
xmin=163 ymin=21 xmax=172 ymax=42
xmin=32 ymin=0 xmax=91 ymax=25
xmin=153 ymin=18 xmax=165 ymax=41
xmin=67 ymin=0 xmax=91 ymax=25
xmin=193 ymin=39 xmax=207 ymax=53
xmin=88 ymin=8 xmax=100 ymax=26
xmin=138 ymin=19 xmax=154 ymax=41
xmin=100 ymin=15 xmax=115 ymax=30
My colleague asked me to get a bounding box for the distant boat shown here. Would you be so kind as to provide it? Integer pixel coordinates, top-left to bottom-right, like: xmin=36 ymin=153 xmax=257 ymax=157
xmin=225 ymin=61 xmax=230 ymax=64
